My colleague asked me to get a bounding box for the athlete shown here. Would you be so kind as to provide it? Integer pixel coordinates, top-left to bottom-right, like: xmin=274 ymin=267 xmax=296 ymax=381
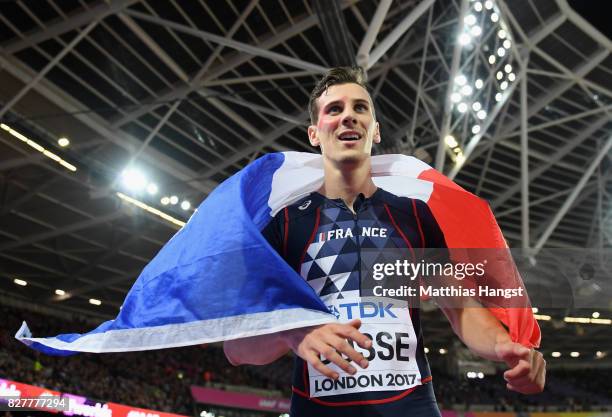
xmin=224 ymin=67 xmax=546 ymax=416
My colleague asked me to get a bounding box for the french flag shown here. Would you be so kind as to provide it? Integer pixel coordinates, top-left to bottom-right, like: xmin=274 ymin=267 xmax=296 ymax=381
xmin=15 ymin=152 xmax=540 ymax=356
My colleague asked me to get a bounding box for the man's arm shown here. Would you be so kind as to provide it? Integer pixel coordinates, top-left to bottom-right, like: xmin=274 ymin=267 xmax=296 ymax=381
xmin=223 ymin=319 xmax=372 ymax=379
xmin=438 ymin=299 xmax=546 ymax=394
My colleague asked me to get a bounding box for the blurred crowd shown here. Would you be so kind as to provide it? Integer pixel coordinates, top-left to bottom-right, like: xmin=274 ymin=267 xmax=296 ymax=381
xmin=1 ymin=304 xmax=609 ymax=415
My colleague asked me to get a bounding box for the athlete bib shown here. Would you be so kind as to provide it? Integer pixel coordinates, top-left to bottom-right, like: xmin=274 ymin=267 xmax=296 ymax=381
xmin=308 ymin=291 xmax=422 ymax=397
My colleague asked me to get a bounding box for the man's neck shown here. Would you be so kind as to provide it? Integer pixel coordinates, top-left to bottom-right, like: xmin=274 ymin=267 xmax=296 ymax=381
xmin=318 ymin=158 xmax=377 ymax=212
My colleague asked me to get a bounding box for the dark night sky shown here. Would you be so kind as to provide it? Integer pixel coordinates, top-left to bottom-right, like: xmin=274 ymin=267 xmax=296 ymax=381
xmin=568 ymin=0 xmax=612 ymax=40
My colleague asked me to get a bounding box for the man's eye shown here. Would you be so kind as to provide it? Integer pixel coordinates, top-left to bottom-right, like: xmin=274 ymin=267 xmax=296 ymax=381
xmin=355 ymin=104 xmax=368 ymax=112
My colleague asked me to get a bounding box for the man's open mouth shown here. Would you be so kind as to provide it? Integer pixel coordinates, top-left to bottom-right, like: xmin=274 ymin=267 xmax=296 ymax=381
xmin=338 ymin=131 xmax=362 ymax=141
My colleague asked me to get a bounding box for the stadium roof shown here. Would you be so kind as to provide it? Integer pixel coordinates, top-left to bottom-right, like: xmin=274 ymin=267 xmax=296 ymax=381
xmin=0 ymin=0 xmax=610 ymax=365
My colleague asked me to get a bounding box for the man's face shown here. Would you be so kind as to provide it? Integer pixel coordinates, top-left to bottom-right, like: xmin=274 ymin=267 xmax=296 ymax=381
xmin=308 ymin=83 xmax=380 ymax=164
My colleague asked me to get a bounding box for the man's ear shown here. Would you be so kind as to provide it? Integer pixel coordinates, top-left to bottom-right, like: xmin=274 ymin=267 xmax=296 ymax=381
xmin=308 ymin=125 xmax=320 ymax=147
xmin=373 ymin=121 xmax=381 ymax=144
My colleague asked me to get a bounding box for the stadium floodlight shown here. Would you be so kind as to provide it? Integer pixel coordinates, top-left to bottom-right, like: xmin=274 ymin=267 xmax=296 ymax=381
xmin=475 ymin=79 xmax=484 ymax=89
xmin=551 ymin=351 xmax=561 ymax=358
xmin=461 ymin=85 xmax=473 ymax=96
xmin=500 ymin=81 xmax=509 ymax=90
xmin=472 ymin=125 xmax=481 ymax=134
xmin=532 ymin=307 xmax=539 ymax=313
xmin=477 ymin=372 xmax=484 ymax=379
xmin=503 ymin=39 xmax=512 ymax=49
xmin=161 ymin=196 xmax=170 ymax=205
xmin=458 ymin=33 xmax=472 ymax=45
xmin=169 ymin=195 xmax=179 ymax=205
xmin=508 ymin=73 xmax=516 ymax=82
xmin=495 ymin=92 xmax=503 ymax=102
xmin=472 ymin=101 xmax=482 ymax=111
xmin=570 ymin=352 xmax=580 ymax=358
xmin=455 ymin=74 xmax=468 ymax=86
xmin=497 ymin=47 xmax=506 ymax=57
xmin=498 ymin=29 xmax=507 ymax=39
xmin=181 ymin=201 xmax=191 ymax=211
xmin=451 ymin=92 xmax=462 ymax=103
xmin=474 ymin=2 xmax=483 ymax=11
xmin=457 ymin=103 xmax=468 ymax=113
xmin=121 ymin=168 xmax=147 ymax=191
xmin=488 ymin=55 xmax=496 ymax=64
xmin=464 ymin=14 xmax=477 ymax=25
xmin=146 ymin=183 xmax=158 ymax=195
xmin=14 ymin=278 xmax=27 ymax=286
xmin=470 ymin=25 xmax=482 ymax=36
xmin=439 ymin=348 xmax=447 ymax=354
xmin=55 ymin=289 xmax=65 ymax=296
xmin=477 ymin=110 xmax=487 ymax=120
xmin=89 ymin=298 xmax=102 ymax=306
xmin=445 ymin=135 xmax=458 ymax=147
xmin=496 ymin=71 xmax=504 ymax=80
xmin=58 ymin=137 xmax=70 ymax=147
xmin=484 ymin=0 xmax=493 ymax=9
xmin=490 ymin=12 xmax=499 ymax=22
xmin=592 ymin=311 xmax=600 ymax=318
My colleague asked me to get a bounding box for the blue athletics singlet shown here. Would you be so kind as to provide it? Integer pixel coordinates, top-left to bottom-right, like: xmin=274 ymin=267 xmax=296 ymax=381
xmin=261 ymin=188 xmax=446 ymax=417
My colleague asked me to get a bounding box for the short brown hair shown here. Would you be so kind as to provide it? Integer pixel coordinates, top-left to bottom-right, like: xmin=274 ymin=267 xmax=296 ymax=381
xmin=308 ymin=67 xmax=375 ymax=124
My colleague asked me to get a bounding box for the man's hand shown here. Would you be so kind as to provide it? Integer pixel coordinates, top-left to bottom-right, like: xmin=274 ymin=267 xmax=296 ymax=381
xmin=283 ymin=319 xmax=371 ymax=380
xmin=495 ymin=342 xmax=546 ymax=394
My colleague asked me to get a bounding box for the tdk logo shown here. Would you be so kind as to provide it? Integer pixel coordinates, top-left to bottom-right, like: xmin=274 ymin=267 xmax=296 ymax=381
xmin=332 ymin=302 xmax=397 ymax=319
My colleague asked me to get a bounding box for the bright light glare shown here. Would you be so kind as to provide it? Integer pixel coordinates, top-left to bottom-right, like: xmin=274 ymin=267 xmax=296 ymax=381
xmin=498 ymin=47 xmax=506 ymax=57
xmin=14 ymin=278 xmax=27 ymax=286
xmin=424 ymin=347 xmax=430 ymax=353
xmin=89 ymin=298 xmax=102 ymax=306
xmin=498 ymin=29 xmax=507 ymax=39
xmin=121 ymin=169 xmax=147 ymax=191
xmin=500 ymin=81 xmax=509 ymax=90
xmin=146 ymin=183 xmax=158 ymax=195
xmin=503 ymin=39 xmax=512 ymax=49
xmin=508 ymin=72 xmax=516 ymax=82
xmin=161 ymin=196 xmax=170 ymax=205
xmin=477 ymin=110 xmax=487 ymax=120
xmin=475 ymin=79 xmax=483 ymax=89
xmin=570 ymin=352 xmax=580 ymax=358
xmin=472 ymin=125 xmax=481 ymax=134
xmin=592 ymin=311 xmax=600 ymax=318
xmin=596 ymin=351 xmax=605 ymax=358
xmin=169 ymin=195 xmax=179 ymax=205
xmin=467 ymin=372 xmax=476 ymax=379
xmin=496 ymin=71 xmax=503 ymax=80
xmin=552 ymin=351 xmax=561 ymax=358
xmin=495 ymin=92 xmax=503 ymax=102
xmin=532 ymin=307 xmax=539 ymax=313
xmin=472 ymin=102 xmax=482 ymax=111
xmin=451 ymin=92 xmax=462 ymax=103
xmin=504 ymin=64 xmax=512 ymax=73
xmin=55 ymin=289 xmax=65 ymax=296
xmin=470 ymin=25 xmax=482 ymax=36
xmin=458 ymin=33 xmax=472 ymax=45
xmin=478 ymin=372 xmax=484 ymax=379
xmin=439 ymin=348 xmax=447 ymax=354
xmin=488 ymin=55 xmax=496 ymax=64
xmin=461 ymin=85 xmax=473 ymax=96
xmin=58 ymin=137 xmax=70 ymax=147
xmin=474 ymin=1 xmax=483 ymax=11
xmin=455 ymin=74 xmax=467 ymax=86
xmin=457 ymin=103 xmax=468 ymax=113
xmin=180 ymin=201 xmax=191 ymax=211
xmin=464 ymin=14 xmax=477 ymax=26
xmin=490 ymin=12 xmax=499 ymax=22
xmin=456 ymin=153 xmax=465 ymax=164
xmin=484 ymin=0 xmax=493 ymax=10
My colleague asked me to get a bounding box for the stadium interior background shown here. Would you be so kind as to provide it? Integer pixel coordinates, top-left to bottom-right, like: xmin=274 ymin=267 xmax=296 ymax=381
xmin=0 ymin=0 xmax=610 ymax=416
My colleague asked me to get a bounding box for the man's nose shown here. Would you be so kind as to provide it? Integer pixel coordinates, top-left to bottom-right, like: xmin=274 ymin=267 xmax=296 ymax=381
xmin=341 ymin=110 xmax=357 ymax=126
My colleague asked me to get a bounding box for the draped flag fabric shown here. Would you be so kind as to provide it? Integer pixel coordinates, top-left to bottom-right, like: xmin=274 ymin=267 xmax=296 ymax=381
xmin=16 ymin=152 xmax=540 ymax=356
